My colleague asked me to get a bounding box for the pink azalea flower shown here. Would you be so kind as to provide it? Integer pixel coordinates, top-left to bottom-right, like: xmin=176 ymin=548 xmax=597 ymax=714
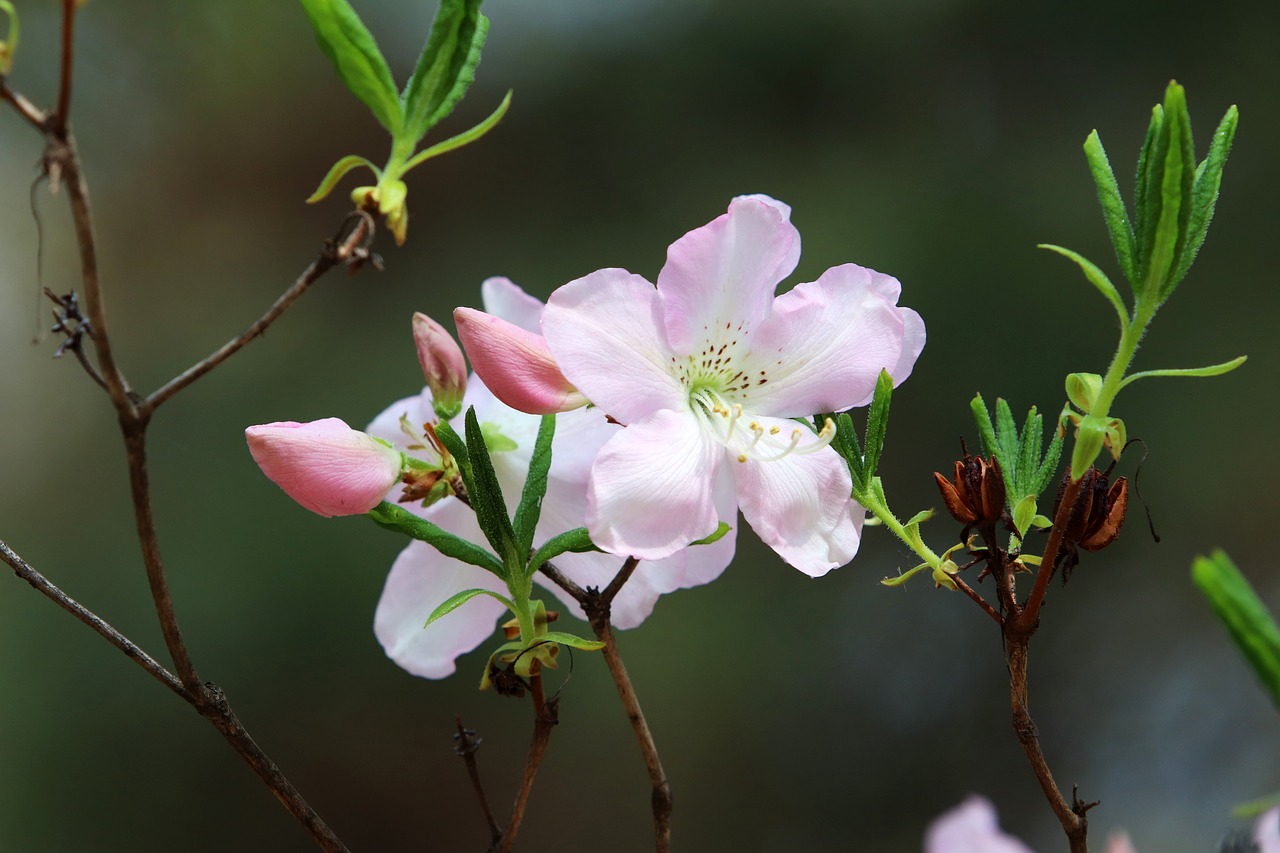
xmin=412 ymin=312 xmax=468 ymax=419
xmin=925 ymin=796 xmax=1035 ymax=853
xmin=538 ymin=194 xmax=925 ymax=576
xmin=369 ymin=278 xmax=736 ymax=678
xmin=454 ymin=305 xmax=586 ymax=414
xmin=245 ymin=418 xmax=404 ymax=518
xmin=1258 ymin=807 xmax=1280 ymax=853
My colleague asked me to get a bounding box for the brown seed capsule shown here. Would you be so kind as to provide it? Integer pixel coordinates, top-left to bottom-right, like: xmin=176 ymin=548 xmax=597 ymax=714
xmin=934 ymin=451 xmax=1006 ymax=528
xmin=1050 ymin=466 xmax=1129 ymax=582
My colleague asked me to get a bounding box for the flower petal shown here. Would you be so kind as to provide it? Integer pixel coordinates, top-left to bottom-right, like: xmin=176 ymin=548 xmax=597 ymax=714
xmin=586 ymin=409 xmax=723 ymax=560
xmin=1257 ymin=807 xmax=1280 ymax=853
xmin=657 ymin=195 xmax=801 ymax=353
xmin=742 ymin=263 xmax=912 ymax=416
xmin=892 ymin=305 xmax=927 ymax=387
xmin=246 ymin=418 xmax=403 ymax=517
xmin=373 ymin=500 xmax=510 ymax=679
xmin=730 ymin=430 xmax=859 ymax=577
xmin=455 ymin=307 xmax=587 ymax=414
xmin=924 ymin=796 xmax=1036 ymax=853
xmin=543 ymin=268 xmax=685 ymax=423
xmin=481 ymin=276 xmax=545 ymax=333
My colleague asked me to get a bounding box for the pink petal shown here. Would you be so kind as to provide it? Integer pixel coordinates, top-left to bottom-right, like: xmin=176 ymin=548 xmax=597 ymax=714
xmin=892 ymin=306 xmax=927 ymax=387
xmin=413 ymin=312 xmax=467 ymax=413
xmin=481 ymin=276 xmax=547 ymax=333
xmin=658 ymin=195 xmax=801 ymax=352
xmin=925 ymin=796 xmax=1036 ymax=853
xmin=374 ymin=500 xmax=510 ymax=679
xmin=1104 ymin=832 xmax=1139 ymax=853
xmin=455 ymin=307 xmax=587 ymax=414
xmin=246 ymin=418 xmax=402 ymax=517
xmin=543 ymin=268 xmax=686 ymax=423
xmin=586 ymin=409 xmax=725 ymax=560
xmin=743 ymin=263 xmax=910 ymax=416
xmin=730 ymin=430 xmax=859 ymax=577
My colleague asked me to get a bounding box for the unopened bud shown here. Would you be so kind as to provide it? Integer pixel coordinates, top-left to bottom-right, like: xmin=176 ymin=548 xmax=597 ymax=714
xmin=413 ymin=313 xmax=467 ymax=420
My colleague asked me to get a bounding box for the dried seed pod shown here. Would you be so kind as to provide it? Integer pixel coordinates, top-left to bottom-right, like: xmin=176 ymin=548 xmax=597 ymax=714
xmin=935 ymin=452 xmax=1006 ymax=528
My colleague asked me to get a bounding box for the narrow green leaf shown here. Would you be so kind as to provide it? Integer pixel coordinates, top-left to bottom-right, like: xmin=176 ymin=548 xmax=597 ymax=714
xmin=401 ymin=90 xmax=512 ymax=173
xmin=880 ymin=562 xmax=931 ymax=587
xmin=1015 ymin=407 xmax=1042 ymax=497
xmin=1038 ymin=244 xmax=1130 ymax=332
xmin=1133 ymin=103 xmax=1164 ymax=277
xmin=425 ymin=587 xmax=516 ymax=628
xmin=299 ymin=0 xmax=402 ymax=134
xmin=305 ymin=154 xmax=380 ymax=204
xmin=1144 ymin=83 xmax=1191 ymax=304
xmin=0 ymin=1 xmax=19 ymax=77
xmin=432 ymin=420 xmax=471 ymax=485
xmin=1083 ymin=130 xmax=1137 ymax=285
xmin=1031 ymin=424 xmax=1064 ymax=497
xmin=862 ymin=370 xmax=893 ymax=478
xmin=830 ymin=412 xmax=866 ymax=494
xmin=1193 ymin=550 xmax=1280 ymax=709
xmin=970 ymin=393 xmax=999 ymax=459
xmin=1232 ymin=790 xmax=1280 ymax=818
xmin=368 ymin=501 xmax=505 ymax=577
xmin=539 ymin=631 xmax=606 ymax=652
xmin=514 ymin=414 xmax=555 ymax=560
xmin=401 ymin=0 xmax=487 ymax=144
xmin=528 ymin=527 xmax=597 ymax=575
xmin=691 ymin=521 xmax=732 ymax=547
xmin=994 ymin=398 xmax=1018 ymax=468
xmin=464 ymin=407 xmax=519 ymax=563
xmin=1171 ymin=105 xmax=1238 ymax=289
xmin=1118 ymin=355 xmax=1247 ymax=390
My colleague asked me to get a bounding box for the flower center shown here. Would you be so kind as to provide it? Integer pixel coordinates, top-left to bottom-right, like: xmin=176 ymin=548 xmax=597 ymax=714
xmin=688 ymin=388 xmax=834 ymax=464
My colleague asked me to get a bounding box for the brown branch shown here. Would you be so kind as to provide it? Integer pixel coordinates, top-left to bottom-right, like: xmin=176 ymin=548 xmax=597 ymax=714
xmin=148 ymin=212 xmax=376 ymax=409
xmin=587 ymin=607 xmax=671 ymax=853
xmin=455 ymin=716 xmax=502 ymax=847
xmin=1 ymin=538 xmax=184 ymax=698
xmin=0 ymin=80 xmax=48 ymax=128
xmin=53 ymin=0 xmax=75 ymax=133
xmin=496 ymin=669 xmax=558 ymax=853
xmin=951 ymin=573 xmax=1002 ymax=626
xmin=1006 ymin=638 xmax=1091 ymax=852
xmin=1014 ymin=475 xmax=1084 ymax=632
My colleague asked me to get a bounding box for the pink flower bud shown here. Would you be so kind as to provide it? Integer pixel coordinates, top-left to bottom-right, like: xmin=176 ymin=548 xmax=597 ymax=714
xmin=412 ymin=312 xmax=467 ymax=419
xmin=454 ymin=307 xmax=587 ymax=414
xmin=246 ymin=418 xmax=403 ymax=517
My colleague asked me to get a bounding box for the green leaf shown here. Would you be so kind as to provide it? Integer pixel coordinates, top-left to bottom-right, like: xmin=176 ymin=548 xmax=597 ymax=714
xmin=368 ymin=501 xmax=505 ymax=577
xmin=527 ymin=528 xmax=598 ymax=575
xmin=1171 ymin=104 xmax=1238 ymax=288
xmin=305 ymin=154 xmax=380 ymax=204
xmin=401 ymin=90 xmax=512 ymax=173
xmin=994 ymin=397 xmax=1018 ymax=473
xmin=1232 ymin=790 xmax=1280 ymax=818
xmin=432 ymin=420 xmax=472 ymax=485
xmin=862 ymin=370 xmax=893 ymax=478
xmin=1083 ymin=130 xmax=1137 ymax=285
xmin=1038 ymin=244 xmax=1130 ymax=332
xmin=425 ymin=587 xmax=516 ymax=628
xmin=514 ymin=415 xmax=555 ymax=560
xmin=826 ymin=411 xmax=866 ymax=495
xmin=299 ymin=0 xmax=402 ymax=134
xmin=691 ymin=521 xmax=732 ymax=547
xmin=1012 ymin=494 xmax=1038 ymax=537
xmin=1015 ymin=407 xmax=1042 ymax=497
xmin=0 ymin=0 xmax=18 ymax=77
xmin=970 ymin=393 xmax=999 ymax=459
xmin=400 ymin=0 xmax=488 ymax=144
xmin=1192 ymin=549 xmax=1280 ymax=709
xmin=1133 ymin=103 xmax=1163 ymax=266
xmin=1142 ymin=83 xmax=1191 ymax=304
xmin=464 ymin=407 xmax=519 ymax=563
xmin=1031 ymin=424 xmax=1064 ymax=497
xmin=1118 ymin=355 xmax=1247 ymax=390
xmin=539 ymin=631 xmax=606 ymax=652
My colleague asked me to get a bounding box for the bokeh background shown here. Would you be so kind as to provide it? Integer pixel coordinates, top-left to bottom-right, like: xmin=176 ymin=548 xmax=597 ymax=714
xmin=2 ymin=1 xmax=1277 ymax=850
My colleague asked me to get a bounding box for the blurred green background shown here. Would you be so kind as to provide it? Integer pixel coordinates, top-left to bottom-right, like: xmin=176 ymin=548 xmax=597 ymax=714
xmin=2 ymin=1 xmax=1277 ymax=850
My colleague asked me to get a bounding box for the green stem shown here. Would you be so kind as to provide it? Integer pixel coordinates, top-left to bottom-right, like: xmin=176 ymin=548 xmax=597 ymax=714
xmin=1091 ymin=303 xmax=1155 ymax=421
xmin=859 ymin=490 xmax=942 ymax=569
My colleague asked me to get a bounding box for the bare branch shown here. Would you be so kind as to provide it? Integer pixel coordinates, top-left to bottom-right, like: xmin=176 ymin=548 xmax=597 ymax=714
xmin=148 ymin=212 xmax=376 ymax=409
xmin=496 ymin=669 xmax=558 ymax=853
xmin=0 ymin=80 xmax=48 ymax=128
xmin=53 ymin=0 xmax=75 ymax=133
xmin=1 ymin=537 xmax=184 ymax=697
xmin=454 ymin=716 xmax=503 ymax=847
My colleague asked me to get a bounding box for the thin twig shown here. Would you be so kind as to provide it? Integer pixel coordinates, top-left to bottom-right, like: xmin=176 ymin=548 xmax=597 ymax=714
xmin=1006 ymin=638 xmax=1090 ymax=852
xmin=148 ymin=212 xmax=376 ymax=409
xmin=496 ymin=669 xmax=558 ymax=853
xmin=951 ymin=574 xmax=1002 ymax=626
xmin=1014 ymin=475 xmax=1084 ymax=632
xmin=538 ymin=560 xmax=587 ymax=603
xmin=454 ymin=716 xmax=503 ymax=846
xmin=53 ymin=0 xmax=75 ymax=133
xmin=0 ymin=80 xmax=48 ymax=128
xmin=0 ymin=538 xmax=184 ymax=697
